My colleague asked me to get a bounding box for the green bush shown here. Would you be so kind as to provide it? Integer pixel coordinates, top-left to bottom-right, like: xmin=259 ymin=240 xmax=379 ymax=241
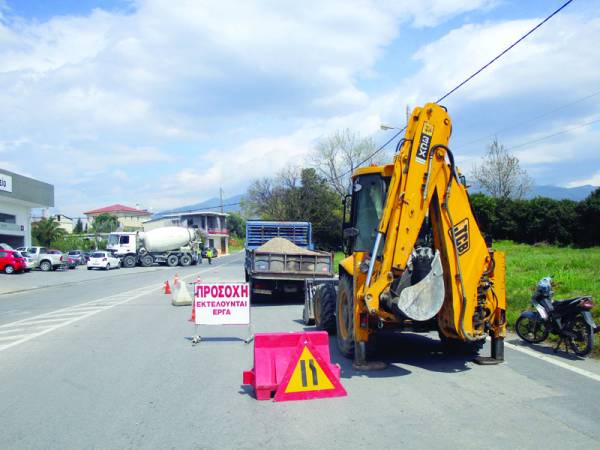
xmin=470 ymin=188 xmax=599 ymax=247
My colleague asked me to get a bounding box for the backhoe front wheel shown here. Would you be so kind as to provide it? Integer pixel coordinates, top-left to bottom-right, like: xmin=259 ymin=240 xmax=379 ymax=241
xmin=336 ymin=275 xmax=355 ymax=358
xmin=314 ymin=284 xmax=336 ymax=334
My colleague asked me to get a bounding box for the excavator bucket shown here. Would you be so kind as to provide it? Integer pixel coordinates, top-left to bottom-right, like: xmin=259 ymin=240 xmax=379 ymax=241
xmin=392 ymin=251 xmax=445 ymax=321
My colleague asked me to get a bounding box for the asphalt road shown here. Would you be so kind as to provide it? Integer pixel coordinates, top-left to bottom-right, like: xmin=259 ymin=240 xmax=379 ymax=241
xmin=1 ymin=252 xmax=600 ymax=449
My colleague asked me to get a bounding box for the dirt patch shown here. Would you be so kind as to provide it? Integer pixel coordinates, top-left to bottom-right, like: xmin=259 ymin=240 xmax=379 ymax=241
xmin=255 ymin=237 xmax=319 ymax=255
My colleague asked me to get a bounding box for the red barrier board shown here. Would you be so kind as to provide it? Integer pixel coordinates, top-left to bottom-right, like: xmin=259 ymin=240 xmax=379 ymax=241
xmin=243 ymin=331 xmax=346 ymax=401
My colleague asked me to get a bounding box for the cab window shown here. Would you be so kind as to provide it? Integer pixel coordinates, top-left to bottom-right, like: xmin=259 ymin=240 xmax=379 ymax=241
xmin=351 ymin=174 xmax=388 ymax=253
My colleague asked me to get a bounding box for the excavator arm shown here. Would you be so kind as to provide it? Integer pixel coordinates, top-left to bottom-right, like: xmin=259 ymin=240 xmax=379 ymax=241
xmin=359 ymin=103 xmax=506 ymax=343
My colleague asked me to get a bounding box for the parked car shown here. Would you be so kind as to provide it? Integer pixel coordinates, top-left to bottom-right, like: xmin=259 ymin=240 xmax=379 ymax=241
xmin=67 ymin=250 xmax=88 ymax=265
xmin=0 ymin=249 xmax=27 ymax=274
xmin=18 ymin=251 xmax=36 ymax=272
xmin=87 ymin=251 xmax=121 ymax=270
xmin=64 ymin=255 xmax=78 ymax=270
xmin=17 ymin=247 xmax=63 ymax=271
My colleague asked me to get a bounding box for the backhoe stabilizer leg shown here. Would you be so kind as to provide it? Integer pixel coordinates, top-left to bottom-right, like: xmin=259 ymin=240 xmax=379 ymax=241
xmin=473 ymin=335 xmax=504 ymax=365
xmin=352 ymin=341 xmax=387 ymax=371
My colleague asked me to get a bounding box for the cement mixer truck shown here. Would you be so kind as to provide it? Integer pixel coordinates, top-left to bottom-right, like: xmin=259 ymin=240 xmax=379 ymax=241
xmin=106 ymin=227 xmax=201 ymax=268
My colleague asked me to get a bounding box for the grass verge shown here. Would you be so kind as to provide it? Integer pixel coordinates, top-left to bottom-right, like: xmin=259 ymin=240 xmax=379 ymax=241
xmin=228 ymin=237 xmax=245 ymax=253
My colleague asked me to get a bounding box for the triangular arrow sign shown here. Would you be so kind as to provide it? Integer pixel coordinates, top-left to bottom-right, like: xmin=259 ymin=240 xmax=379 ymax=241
xmin=274 ymin=339 xmax=347 ymax=402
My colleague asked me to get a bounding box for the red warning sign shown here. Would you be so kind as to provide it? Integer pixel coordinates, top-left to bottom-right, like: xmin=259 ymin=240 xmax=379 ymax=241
xmin=274 ymin=338 xmax=347 ymax=402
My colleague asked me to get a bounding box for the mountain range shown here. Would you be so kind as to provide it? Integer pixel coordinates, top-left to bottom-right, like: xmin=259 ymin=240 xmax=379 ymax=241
xmin=154 ymin=194 xmax=244 ymax=217
xmin=155 ymin=184 xmax=597 ymax=218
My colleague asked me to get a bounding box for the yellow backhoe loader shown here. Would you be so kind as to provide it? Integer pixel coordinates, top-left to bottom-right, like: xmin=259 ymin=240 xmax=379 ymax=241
xmin=303 ymin=103 xmax=506 ymax=369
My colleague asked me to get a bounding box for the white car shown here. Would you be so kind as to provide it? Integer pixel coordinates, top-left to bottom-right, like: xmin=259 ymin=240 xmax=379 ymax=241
xmin=87 ymin=251 xmax=121 ymax=270
xmin=17 ymin=251 xmax=35 ymax=272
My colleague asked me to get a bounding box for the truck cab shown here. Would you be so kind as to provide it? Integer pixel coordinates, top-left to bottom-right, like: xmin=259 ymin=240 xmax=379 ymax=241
xmin=107 ymin=232 xmax=137 ymax=256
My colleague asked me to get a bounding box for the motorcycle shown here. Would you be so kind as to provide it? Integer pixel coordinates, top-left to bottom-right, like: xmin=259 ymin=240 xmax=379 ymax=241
xmin=515 ymin=277 xmax=598 ymax=356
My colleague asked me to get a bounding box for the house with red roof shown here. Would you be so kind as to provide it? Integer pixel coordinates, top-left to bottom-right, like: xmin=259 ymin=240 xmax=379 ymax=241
xmin=84 ymin=204 xmax=151 ymax=231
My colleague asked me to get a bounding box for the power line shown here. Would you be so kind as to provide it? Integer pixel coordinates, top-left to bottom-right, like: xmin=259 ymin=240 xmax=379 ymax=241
xmin=505 ymin=116 xmax=600 ymax=151
xmin=341 ymin=0 xmax=575 ymax=178
xmin=456 ymin=88 xmax=600 ymax=150
xmin=334 ymin=127 xmax=406 ymax=181
xmin=435 ymin=0 xmax=575 ymax=104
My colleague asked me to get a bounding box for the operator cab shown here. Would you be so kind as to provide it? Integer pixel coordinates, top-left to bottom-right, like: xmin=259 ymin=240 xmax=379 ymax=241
xmin=343 ymin=168 xmax=389 ymax=256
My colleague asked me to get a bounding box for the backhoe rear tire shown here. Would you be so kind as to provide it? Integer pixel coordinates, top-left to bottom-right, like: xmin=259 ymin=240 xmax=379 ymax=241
xmin=336 ymin=275 xmax=355 ymax=358
xmin=314 ymin=284 xmax=336 ymax=335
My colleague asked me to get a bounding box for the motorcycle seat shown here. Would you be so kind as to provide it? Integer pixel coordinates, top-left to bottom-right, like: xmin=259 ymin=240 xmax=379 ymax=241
xmin=552 ymin=297 xmax=585 ymax=309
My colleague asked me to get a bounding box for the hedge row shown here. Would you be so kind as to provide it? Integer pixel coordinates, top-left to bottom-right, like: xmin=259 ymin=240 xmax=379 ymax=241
xmin=469 ymin=188 xmax=600 ymax=247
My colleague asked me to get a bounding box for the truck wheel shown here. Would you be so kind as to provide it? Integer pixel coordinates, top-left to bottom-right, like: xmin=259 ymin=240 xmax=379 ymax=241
xmin=336 ymin=275 xmax=355 ymax=358
xmin=167 ymin=254 xmax=179 ymax=267
xmin=40 ymin=260 xmax=52 ymax=272
xmin=179 ymin=254 xmax=192 ymax=266
xmin=140 ymin=254 xmax=154 ymax=267
xmin=122 ymin=255 xmax=136 ymax=268
xmin=315 ymin=283 xmax=336 ymax=335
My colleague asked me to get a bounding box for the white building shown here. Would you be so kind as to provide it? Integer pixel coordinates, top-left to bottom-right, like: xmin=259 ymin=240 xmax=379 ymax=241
xmin=143 ymin=210 xmax=229 ymax=255
xmin=0 ymin=169 xmax=54 ymax=248
xmin=84 ymin=204 xmax=152 ymax=231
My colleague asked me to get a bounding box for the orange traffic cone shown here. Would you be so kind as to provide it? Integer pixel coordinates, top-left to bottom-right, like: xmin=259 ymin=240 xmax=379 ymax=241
xmin=188 ymin=302 xmax=196 ymax=323
xmin=164 ymin=280 xmax=171 ymax=295
xmin=173 ymin=273 xmax=180 ymax=288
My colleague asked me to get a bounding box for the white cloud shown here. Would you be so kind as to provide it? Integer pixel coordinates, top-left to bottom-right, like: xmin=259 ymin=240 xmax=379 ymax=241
xmin=566 ymin=171 xmax=600 ymax=188
xmin=5 ymin=0 xmax=599 ymax=214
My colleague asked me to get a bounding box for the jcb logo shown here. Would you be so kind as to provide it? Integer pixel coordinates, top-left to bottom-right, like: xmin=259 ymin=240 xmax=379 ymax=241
xmin=449 ymin=218 xmax=470 ymax=255
xmin=415 ymin=122 xmax=434 ymax=164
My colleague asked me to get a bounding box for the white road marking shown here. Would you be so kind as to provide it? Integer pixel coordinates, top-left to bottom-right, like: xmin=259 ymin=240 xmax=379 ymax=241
xmin=0 ymin=334 xmax=31 ymax=342
xmin=506 ymin=342 xmax=600 ymax=383
xmin=0 ymin=260 xmax=231 ymax=353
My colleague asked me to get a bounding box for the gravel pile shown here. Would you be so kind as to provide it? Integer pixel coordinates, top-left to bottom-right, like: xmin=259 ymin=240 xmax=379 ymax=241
xmin=255 ymin=237 xmax=319 ymax=255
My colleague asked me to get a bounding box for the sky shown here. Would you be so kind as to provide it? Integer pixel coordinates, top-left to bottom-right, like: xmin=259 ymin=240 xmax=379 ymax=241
xmin=0 ymin=0 xmax=599 ymax=217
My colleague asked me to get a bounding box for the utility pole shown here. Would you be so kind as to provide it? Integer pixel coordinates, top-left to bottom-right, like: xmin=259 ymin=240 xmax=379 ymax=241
xmin=219 ymin=187 xmax=224 ymax=214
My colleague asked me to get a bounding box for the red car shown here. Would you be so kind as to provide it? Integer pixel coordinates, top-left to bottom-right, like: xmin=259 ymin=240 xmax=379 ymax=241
xmin=0 ymin=249 xmax=27 ymax=274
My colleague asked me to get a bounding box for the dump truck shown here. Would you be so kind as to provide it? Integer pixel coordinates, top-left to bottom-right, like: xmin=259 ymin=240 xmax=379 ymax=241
xmin=244 ymin=221 xmax=334 ymax=300
xmin=304 ymin=103 xmax=507 ymax=369
xmin=107 ymin=226 xmax=201 ymax=268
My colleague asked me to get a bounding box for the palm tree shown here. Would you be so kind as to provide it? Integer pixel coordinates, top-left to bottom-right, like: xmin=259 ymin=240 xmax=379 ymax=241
xmin=32 ymin=218 xmax=65 ymax=247
xmin=90 ymin=213 xmax=120 ymax=250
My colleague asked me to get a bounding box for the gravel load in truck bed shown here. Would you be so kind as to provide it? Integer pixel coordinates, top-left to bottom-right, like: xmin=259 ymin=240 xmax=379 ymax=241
xmin=254 ymin=237 xmax=321 ymax=255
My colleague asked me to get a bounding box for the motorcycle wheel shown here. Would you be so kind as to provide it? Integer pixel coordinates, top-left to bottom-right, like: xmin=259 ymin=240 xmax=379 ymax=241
xmin=568 ymin=314 xmax=594 ymax=356
xmin=515 ymin=314 xmax=549 ymax=343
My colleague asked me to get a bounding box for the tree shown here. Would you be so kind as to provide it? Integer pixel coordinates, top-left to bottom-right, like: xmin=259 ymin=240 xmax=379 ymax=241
xmin=575 ymin=187 xmax=600 ymax=247
xmin=91 ymin=213 xmax=120 ymax=233
xmin=310 ymin=129 xmax=387 ymax=197
xmin=32 ymin=217 xmax=65 ymax=247
xmin=226 ymin=212 xmax=246 ymax=238
xmin=471 ymin=138 xmax=532 ymax=200
xmin=73 ymin=218 xmax=83 ymax=234
xmin=244 ymin=167 xmax=343 ymax=249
